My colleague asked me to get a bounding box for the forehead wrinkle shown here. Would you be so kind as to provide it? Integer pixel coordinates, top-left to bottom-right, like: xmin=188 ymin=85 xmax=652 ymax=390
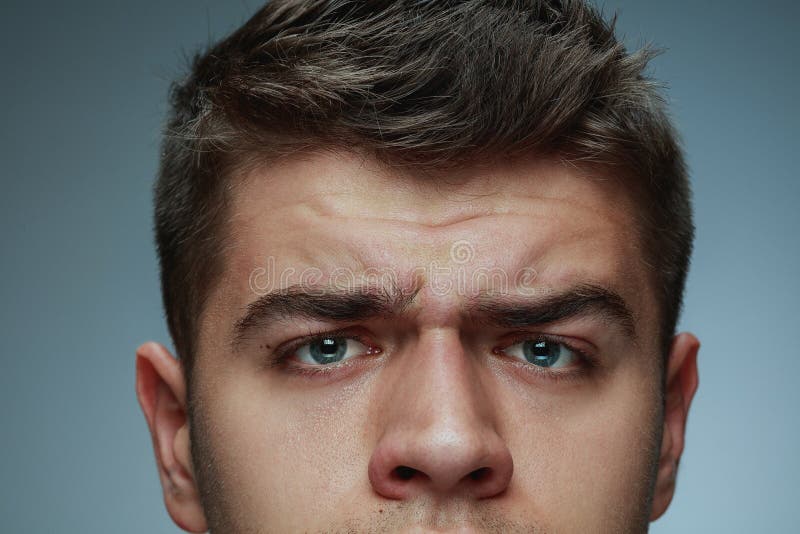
xmin=225 ymin=151 xmax=646 ymax=313
xmin=293 ymin=185 xmax=502 ymax=231
xmin=232 ymin=152 xmax=635 ymax=240
xmin=276 ymin=210 xmax=626 ymax=307
xmin=294 ymin=183 xmax=634 ymax=239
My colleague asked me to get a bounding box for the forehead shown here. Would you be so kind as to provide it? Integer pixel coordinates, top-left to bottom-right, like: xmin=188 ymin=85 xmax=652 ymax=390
xmin=199 ymin=150 xmax=657 ymax=349
xmin=233 ymin=150 xmax=635 ymax=228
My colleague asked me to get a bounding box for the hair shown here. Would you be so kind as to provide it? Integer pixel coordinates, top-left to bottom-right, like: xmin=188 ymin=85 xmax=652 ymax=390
xmin=155 ymin=0 xmax=693 ymax=387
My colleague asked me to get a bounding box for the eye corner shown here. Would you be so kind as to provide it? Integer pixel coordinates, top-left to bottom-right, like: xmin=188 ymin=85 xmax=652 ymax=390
xmin=365 ymin=343 xmax=383 ymax=355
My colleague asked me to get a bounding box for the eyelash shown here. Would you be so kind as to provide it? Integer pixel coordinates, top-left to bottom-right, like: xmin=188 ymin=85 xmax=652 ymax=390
xmin=268 ymin=329 xmax=597 ymax=382
xmin=268 ymin=327 xmax=379 ymax=376
xmin=494 ymin=332 xmax=597 ymax=383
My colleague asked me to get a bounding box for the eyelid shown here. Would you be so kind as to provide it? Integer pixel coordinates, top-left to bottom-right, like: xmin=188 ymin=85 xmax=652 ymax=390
xmin=494 ymin=332 xmax=597 ymax=368
xmin=270 ymin=327 xmax=381 ymax=368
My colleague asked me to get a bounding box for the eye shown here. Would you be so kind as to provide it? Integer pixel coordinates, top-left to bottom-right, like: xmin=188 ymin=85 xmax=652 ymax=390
xmin=294 ymin=336 xmax=370 ymax=365
xmin=501 ymin=337 xmax=578 ymax=369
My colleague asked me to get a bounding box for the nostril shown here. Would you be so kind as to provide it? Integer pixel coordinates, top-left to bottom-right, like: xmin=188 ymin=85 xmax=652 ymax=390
xmin=393 ymin=465 xmax=417 ymax=480
xmin=469 ymin=467 xmax=491 ymax=481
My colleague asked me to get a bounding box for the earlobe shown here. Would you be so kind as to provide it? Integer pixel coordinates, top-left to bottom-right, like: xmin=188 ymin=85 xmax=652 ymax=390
xmin=650 ymin=332 xmax=700 ymax=521
xmin=136 ymin=342 xmax=208 ymax=533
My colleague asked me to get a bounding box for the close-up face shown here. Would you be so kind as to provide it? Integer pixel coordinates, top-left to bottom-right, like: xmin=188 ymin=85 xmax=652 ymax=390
xmin=133 ymin=151 xmax=697 ymax=532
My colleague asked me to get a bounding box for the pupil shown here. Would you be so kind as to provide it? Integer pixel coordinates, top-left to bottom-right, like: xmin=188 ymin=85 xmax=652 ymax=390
xmin=320 ymin=338 xmax=338 ymax=354
xmin=310 ymin=337 xmax=346 ymax=364
xmin=524 ymin=339 xmax=560 ymax=367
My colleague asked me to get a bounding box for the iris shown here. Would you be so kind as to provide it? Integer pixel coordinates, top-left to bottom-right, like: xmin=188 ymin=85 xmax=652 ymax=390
xmin=307 ymin=337 xmax=348 ymax=364
xmin=522 ymin=339 xmax=565 ymax=367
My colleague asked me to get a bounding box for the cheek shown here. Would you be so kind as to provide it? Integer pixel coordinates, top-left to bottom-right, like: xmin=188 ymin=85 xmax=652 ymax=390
xmin=504 ymin=369 xmax=661 ymax=527
xmin=195 ymin=367 xmax=376 ymax=528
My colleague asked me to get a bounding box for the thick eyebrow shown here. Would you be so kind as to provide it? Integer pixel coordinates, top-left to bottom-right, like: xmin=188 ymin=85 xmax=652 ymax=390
xmin=231 ymin=281 xmax=637 ymax=350
xmin=469 ymin=283 xmax=637 ymax=339
xmin=231 ymin=284 xmax=419 ymax=349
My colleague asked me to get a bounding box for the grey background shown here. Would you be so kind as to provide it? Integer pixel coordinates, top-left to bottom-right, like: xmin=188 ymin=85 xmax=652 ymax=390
xmin=1 ymin=1 xmax=797 ymax=532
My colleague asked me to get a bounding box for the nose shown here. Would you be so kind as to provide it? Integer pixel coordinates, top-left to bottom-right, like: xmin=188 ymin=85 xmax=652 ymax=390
xmin=367 ymin=330 xmax=513 ymax=501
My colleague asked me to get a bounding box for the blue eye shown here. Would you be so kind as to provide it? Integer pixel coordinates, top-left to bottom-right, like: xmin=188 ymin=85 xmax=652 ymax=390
xmin=295 ymin=336 xmax=368 ymax=365
xmin=503 ymin=338 xmax=577 ymax=369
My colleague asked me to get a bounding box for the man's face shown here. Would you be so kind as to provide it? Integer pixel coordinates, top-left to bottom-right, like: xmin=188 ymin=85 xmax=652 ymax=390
xmin=137 ymin=151 xmax=699 ymax=533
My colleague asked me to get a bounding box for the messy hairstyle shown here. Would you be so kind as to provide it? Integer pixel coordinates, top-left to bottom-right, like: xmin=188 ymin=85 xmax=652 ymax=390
xmin=154 ymin=0 xmax=693 ymax=385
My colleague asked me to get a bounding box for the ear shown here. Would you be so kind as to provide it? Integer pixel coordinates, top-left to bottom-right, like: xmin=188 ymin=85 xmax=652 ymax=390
xmin=135 ymin=342 xmax=208 ymax=533
xmin=650 ymin=332 xmax=700 ymax=521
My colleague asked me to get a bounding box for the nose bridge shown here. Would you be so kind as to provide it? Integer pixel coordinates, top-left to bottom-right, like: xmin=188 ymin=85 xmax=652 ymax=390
xmin=399 ymin=328 xmax=490 ymax=431
xmin=368 ymin=327 xmax=513 ymax=500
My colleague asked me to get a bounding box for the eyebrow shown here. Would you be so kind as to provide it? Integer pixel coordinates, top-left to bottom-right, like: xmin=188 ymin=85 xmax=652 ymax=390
xmin=231 ymin=281 xmax=637 ymax=348
xmin=469 ymin=283 xmax=637 ymax=339
xmin=231 ymin=284 xmax=420 ymax=349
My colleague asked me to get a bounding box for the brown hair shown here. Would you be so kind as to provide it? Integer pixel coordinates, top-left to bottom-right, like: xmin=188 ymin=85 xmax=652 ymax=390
xmin=155 ymin=0 xmax=693 ymax=384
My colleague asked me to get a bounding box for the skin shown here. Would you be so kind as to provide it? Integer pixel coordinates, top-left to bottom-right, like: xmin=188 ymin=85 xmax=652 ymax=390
xmin=136 ymin=150 xmax=699 ymax=533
